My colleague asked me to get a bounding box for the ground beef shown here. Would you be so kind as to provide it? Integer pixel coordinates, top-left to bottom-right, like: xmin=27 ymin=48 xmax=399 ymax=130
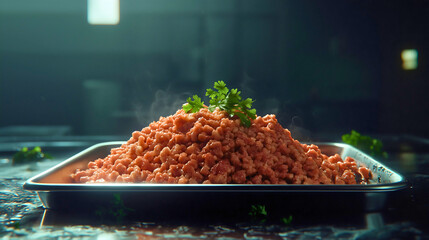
xmin=71 ymin=108 xmax=371 ymax=184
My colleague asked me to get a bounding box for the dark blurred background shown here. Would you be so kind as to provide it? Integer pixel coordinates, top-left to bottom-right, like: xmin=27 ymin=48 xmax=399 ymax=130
xmin=0 ymin=0 xmax=428 ymax=140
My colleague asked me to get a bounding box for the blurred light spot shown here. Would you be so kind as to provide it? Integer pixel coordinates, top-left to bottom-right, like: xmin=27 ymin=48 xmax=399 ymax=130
xmin=401 ymin=49 xmax=418 ymax=70
xmin=399 ymin=152 xmax=417 ymax=173
xmin=365 ymin=212 xmax=384 ymax=229
xmin=97 ymin=233 xmax=116 ymax=240
xmin=87 ymin=0 xmax=120 ymax=25
xmin=0 ymin=158 xmax=9 ymax=164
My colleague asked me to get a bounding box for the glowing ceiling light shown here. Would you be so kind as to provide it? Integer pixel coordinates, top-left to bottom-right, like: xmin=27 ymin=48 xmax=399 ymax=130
xmin=401 ymin=49 xmax=418 ymax=70
xmin=87 ymin=0 xmax=120 ymax=25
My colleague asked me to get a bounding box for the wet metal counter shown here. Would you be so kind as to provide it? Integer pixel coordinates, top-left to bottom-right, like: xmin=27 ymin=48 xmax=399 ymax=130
xmin=0 ymin=136 xmax=428 ymax=239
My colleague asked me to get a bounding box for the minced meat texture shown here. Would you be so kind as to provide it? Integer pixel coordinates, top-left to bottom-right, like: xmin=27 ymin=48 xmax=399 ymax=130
xmin=71 ymin=108 xmax=371 ymax=184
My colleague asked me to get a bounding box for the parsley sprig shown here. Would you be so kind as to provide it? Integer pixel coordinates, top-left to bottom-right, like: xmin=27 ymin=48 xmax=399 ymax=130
xmin=12 ymin=146 xmax=53 ymax=165
xmin=183 ymin=81 xmax=256 ymax=127
xmin=342 ymin=130 xmax=388 ymax=159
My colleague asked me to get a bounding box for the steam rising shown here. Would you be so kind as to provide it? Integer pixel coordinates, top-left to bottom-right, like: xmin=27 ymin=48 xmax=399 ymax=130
xmin=133 ymin=89 xmax=190 ymax=126
xmin=149 ymin=90 xmax=190 ymax=121
xmin=288 ymin=116 xmax=312 ymax=141
xmin=131 ymin=79 xmax=312 ymax=142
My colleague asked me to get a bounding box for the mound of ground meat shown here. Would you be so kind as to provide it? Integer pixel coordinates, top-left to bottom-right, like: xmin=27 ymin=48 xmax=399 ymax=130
xmin=71 ymin=108 xmax=371 ymax=184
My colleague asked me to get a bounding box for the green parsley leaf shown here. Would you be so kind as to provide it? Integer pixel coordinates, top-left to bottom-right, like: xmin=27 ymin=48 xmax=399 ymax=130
xmin=214 ymin=80 xmax=228 ymax=95
xmin=241 ymin=98 xmax=254 ymax=109
xmin=183 ymin=95 xmax=205 ymax=113
xmin=206 ymin=88 xmax=217 ymax=99
xmin=235 ymin=112 xmax=251 ymax=128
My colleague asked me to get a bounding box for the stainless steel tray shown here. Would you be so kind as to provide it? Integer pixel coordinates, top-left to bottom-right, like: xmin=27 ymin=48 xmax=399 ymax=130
xmin=23 ymin=142 xmax=408 ymax=219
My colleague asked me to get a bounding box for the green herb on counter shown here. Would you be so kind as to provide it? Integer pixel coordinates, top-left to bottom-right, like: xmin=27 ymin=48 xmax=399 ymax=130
xmin=342 ymin=130 xmax=388 ymax=158
xmin=183 ymin=81 xmax=257 ymax=127
xmin=281 ymin=215 xmax=293 ymax=225
xmin=12 ymin=221 xmax=20 ymax=229
xmin=249 ymin=204 xmax=267 ymax=217
xmin=249 ymin=204 xmax=267 ymax=223
xmin=95 ymin=193 xmax=134 ymax=223
xmin=12 ymin=146 xmax=53 ymax=165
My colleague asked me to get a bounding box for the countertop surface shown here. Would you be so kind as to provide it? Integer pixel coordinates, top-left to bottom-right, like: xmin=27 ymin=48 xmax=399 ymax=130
xmin=0 ymin=135 xmax=428 ymax=239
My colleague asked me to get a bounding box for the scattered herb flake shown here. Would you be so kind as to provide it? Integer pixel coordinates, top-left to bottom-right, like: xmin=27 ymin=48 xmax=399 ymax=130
xmin=248 ymin=204 xmax=268 ymax=223
xmin=281 ymin=215 xmax=293 ymax=225
xmin=95 ymin=193 xmax=134 ymax=223
xmin=249 ymin=204 xmax=267 ymax=217
xmin=13 ymin=222 xmax=20 ymax=229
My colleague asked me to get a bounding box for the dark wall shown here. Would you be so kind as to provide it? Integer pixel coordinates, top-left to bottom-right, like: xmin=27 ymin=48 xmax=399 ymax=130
xmin=0 ymin=0 xmax=428 ymax=138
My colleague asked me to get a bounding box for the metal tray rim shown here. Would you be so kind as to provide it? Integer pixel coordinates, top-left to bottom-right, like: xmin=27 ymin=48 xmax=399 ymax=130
xmin=23 ymin=141 xmax=408 ymax=193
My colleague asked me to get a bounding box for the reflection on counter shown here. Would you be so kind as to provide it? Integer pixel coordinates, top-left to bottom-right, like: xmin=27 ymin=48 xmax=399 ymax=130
xmin=0 ymin=135 xmax=428 ymax=239
xmin=30 ymin=209 xmax=422 ymax=239
xmin=398 ymin=152 xmax=418 ymax=173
